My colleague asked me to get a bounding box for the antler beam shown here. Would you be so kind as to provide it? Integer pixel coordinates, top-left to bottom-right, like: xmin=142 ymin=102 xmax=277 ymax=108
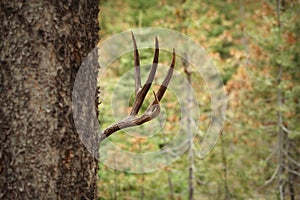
xmin=99 ymin=32 xmax=175 ymax=143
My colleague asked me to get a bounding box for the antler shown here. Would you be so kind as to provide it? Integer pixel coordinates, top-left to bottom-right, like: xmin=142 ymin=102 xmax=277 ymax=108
xmin=99 ymin=32 xmax=175 ymax=143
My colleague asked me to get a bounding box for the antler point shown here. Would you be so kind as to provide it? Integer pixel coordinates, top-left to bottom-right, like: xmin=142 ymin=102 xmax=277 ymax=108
xmin=155 ymin=36 xmax=159 ymax=49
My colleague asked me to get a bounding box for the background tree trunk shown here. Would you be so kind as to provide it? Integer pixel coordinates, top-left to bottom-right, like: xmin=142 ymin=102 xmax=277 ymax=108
xmin=0 ymin=1 xmax=100 ymax=199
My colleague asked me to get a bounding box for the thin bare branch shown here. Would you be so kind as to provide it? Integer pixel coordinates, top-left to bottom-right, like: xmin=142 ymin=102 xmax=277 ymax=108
xmin=283 ymin=165 xmax=300 ymax=177
xmin=264 ymin=165 xmax=279 ymax=186
xmin=280 ymin=146 xmax=300 ymax=168
xmin=281 ymin=124 xmax=292 ymax=134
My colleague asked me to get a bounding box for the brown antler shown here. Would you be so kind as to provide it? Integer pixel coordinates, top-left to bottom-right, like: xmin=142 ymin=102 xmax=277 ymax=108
xmin=99 ymin=32 xmax=175 ymax=143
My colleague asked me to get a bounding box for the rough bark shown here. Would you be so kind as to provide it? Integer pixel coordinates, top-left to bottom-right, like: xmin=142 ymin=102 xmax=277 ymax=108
xmin=0 ymin=1 xmax=99 ymax=199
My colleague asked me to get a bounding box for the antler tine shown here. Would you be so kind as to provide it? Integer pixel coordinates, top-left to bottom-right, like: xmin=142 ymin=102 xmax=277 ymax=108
xmin=130 ymin=36 xmax=159 ymax=116
xmin=131 ymin=31 xmax=141 ymax=95
xmin=145 ymin=36 xmax=159 ymax=85
xmin=155 ymin=48 xmax=176 ymax=102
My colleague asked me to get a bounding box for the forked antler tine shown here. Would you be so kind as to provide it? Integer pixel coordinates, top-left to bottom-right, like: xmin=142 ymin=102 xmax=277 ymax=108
xmin=152 ymin=91 xmax=159 ymax=105
xmin=131 ymin=32 xmax=141 ymax=94
xmin=133 ymin=91 xmax=161 ymax=125
xmin=99 ymin=37 xmax=175 ymax=143
xmin=155 ymin=48 xmax=176 ymax=102
xmin=146 ymin=91 xmax=161 ymax=118
xmin=130 ymin=37 xmax=159 ymax=116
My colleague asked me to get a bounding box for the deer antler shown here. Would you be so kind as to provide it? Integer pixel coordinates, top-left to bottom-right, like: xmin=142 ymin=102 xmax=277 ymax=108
xmin=99 ymin=32 xmax=175 ymax=143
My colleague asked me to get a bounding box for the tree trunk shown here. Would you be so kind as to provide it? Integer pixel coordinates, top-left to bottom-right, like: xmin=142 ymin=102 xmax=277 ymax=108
xmin=0 ymin=1 xmax=100 ymax=199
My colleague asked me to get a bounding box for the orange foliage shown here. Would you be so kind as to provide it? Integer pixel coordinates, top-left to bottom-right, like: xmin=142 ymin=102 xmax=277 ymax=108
xmin=285 ymin=32 xmax=296 ymax=45
xmin=167 ymin=115 xmax=178 ymax=123
xmin=249 ymin=43 xmax=267 ymax=61
xmin=199 ymin=114 xmax=208 ymax=121
xmin=226 ymin=67 xmax=252 ymax=94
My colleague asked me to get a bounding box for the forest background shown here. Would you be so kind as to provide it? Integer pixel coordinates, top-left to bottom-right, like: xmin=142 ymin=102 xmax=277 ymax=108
xmin=97 ymin=0 xmax=300 ymax=199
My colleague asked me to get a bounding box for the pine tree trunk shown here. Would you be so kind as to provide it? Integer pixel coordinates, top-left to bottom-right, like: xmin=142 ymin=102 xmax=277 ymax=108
xmin=0 ymin=1 xmax=100 ymax=199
